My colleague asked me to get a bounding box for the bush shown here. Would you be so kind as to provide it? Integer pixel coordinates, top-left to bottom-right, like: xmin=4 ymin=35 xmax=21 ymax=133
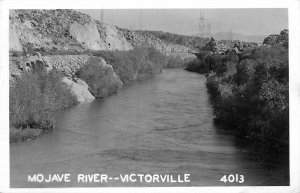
xmin=204 ymin=44 xmax=289 ymax=150
xmin=165 ymin=55 xmax=185 ymax=68
xmin=10 ymin=68 xmax=77 ymax=130
xmin=185 ymin=59 xmax=210 ymax=73
xmin=76 ymin=57 xmax=122 ymax=98
xmin=91 ymin=47 xmax=165 ymax=83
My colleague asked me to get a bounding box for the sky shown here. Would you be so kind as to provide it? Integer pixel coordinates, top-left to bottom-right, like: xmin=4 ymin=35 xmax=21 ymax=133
xmin=78 ymin=9 xmax=288 ymax=36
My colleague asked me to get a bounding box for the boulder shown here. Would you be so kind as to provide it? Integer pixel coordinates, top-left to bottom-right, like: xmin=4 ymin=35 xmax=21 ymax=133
xmin=9 ymin=25 xmax=22 ymax=51
xmin=97 ymin=23 xmax=133 ymax=50
xmin=263 ymin=29 xmax=288 ymax=47
xmin=23 ymin=54 xmax=53 ymax=72
xmin=263 ymin=34 xmax=280 ymax=45
xmin=69 ymin=22 xmax=104 ymax=50
xmin=62 ymin=77 xmax=95 ymax=103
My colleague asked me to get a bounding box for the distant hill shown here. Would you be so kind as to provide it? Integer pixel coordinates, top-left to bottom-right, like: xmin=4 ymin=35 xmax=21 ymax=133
xmin=213 ymin=32 xmax=266 ymax=43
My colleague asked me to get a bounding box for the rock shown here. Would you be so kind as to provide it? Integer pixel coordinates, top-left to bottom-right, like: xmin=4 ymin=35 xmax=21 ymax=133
xmin=97 ymin=23 xmax=133 ymax=50
xmin=23 ymin=55 xmax=53 ymax=72
xmin=119 ymin=28 xmax=194 ymax=59
xmin=9 ymin=9 xmax=196 ymax=58
xmin=23 ymin=20 xmax=33 ymax=29
xmin=62 ymin=77 xmax=95 ymax=103
xmin=43 ymin=55 xmax=90 ymax=77
xmin=9 ymin=25 xmax=23 ymax=51
xmin=69 ymin=22 xmax=104 ymax=50
xmin=10 ymin=70 xmax=22 ymax=78
xmin=263 ymin=29 xmax=288 ymax=47
xmin=41 ymin=55 xmax=123 ymax=98
xmin=263 ymin=34 xmax=280 ymax=45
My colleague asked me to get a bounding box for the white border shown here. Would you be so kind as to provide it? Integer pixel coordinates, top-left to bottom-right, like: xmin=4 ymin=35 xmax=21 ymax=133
xmin=0 ymin=0 xmax=300 ymax=192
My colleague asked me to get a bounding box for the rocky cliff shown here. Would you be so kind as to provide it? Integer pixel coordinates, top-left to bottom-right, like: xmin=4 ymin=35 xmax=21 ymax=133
xmin=9 ymin=9 xmax=200 ymax=104
xmin=9 ymin=9 xmax=196 ymax=59
xmin=9 ymin=54 xmax=122 ymax=103
xmin=9 ymin=9 xmax=134 ymax=52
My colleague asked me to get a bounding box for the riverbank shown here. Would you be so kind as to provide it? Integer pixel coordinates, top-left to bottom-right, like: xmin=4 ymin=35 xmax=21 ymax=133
xmin=9 ymin=47 xmax=187 ymax=143
xmin=185 ymin=36 xmax=289 ymax=152
xmin=10 ymin=69 xmax=289 ymax=187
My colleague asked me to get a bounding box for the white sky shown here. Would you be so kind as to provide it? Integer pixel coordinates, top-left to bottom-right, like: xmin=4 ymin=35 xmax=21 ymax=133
xmin=78 ymin=9 xmax=288 ymax=36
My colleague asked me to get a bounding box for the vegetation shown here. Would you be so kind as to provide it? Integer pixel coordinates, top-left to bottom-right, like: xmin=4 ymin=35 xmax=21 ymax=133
xmin=189 ymin=44 xmax=289 ymax=151
xmin=10 ymin=67 xmax=77 ymax=133
xmin=76 ymin=56 xmax=122 ymax=97
xmin=164 ymin=55 xmax=185 ymax=68
xmin=89 ymin=47 xmax=163 ymax=83
xmin=9 ymin=46 xmax=188 ymax=142
xmin=141 ymin=30 xmax=209 ymax=50
xmin=84 ymin=47 xmax=186 ymax=83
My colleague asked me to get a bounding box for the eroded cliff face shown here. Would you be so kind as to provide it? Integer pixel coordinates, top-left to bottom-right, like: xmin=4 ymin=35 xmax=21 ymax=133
xmin=120 ymin=28 xmax=194 ymax=58
xmin=69 ymin=22 xmax=103 ymax=50
xmin=9 ymin=54 xmax=123 ymax=103
xmin=9 ymin=9 xmax=195 ymax=58
xmin=9 ymin=25 xmax=23 ymax=51
xmin=8 ymin=9 xmax=199 ymax=103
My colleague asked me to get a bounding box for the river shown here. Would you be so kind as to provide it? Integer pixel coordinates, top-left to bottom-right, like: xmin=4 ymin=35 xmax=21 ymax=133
xmin=10 ymin=69 xmax=289 ymax=187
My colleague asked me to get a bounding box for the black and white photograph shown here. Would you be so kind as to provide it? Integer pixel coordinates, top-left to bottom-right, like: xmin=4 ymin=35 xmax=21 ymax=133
xmin=1 ymin=0 xmax=300 ymax=192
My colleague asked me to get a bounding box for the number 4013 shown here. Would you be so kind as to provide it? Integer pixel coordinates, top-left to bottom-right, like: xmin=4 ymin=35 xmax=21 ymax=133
xmin=220 ymin=174 xmax=244 ymax=183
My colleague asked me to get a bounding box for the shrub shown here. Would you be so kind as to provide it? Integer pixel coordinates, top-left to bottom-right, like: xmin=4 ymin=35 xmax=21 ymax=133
xmin=10 ymin=68 xmax=77 ymax=130
xmin=76 ymin=57 xmax=122 ymax=98
xmin=165 ymin=55 xmax=185 ymax=68
xmin=204 ymin=44 xmax=289 ymax=150
xmin=185 ymin=59 xmax=210 ymax=73
xmin=90 ymin=47 xmax=165 ymax=83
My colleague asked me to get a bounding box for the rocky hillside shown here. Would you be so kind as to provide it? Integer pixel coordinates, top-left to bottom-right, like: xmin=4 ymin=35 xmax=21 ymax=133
xmin=263 ymin=29 xmax=288 ymax=48
xmin=9 ymin=9 xmax=199 ymax=105
xmin=136 ymin=30 xmax=209 ymax=51
xmin=197 ymin=29 xmax=288 ymax=55
xmin=9 ymin=9 xmax=132 ymax=52
xmin=9 ymin=9 xmax=196 ymax=59
xmin=213 ymin=31 xmax=266 ymax=43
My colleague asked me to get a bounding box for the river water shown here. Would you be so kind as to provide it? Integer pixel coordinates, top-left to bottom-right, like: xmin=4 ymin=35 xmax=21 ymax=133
xmin=10 ymin=69 xmax=289 ymax=187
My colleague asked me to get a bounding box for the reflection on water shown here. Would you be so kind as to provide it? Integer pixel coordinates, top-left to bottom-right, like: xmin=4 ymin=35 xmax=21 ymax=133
xmin=10 ymin=69 xmax=289 ymax=187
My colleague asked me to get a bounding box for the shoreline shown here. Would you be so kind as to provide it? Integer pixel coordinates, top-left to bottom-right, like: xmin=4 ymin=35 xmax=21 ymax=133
xmin=9 ymin=68 xmax=176 ymax=144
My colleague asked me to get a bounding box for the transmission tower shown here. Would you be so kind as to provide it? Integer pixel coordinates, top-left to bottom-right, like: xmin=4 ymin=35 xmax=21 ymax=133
xmin=206 ymin=23 xmax=212 ymax=38
xmin=228 ymin=30 xmax=233 ymax=41
xmin=198 ymin=11 xmax=206 ymax=38
xmin=198 ymin=10 xmax=212 ymax=48
xmin=101 ymin=9 xmax=104 ymax=23
xmin=138 ymin=9 xmax=143 ymax=30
